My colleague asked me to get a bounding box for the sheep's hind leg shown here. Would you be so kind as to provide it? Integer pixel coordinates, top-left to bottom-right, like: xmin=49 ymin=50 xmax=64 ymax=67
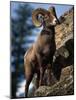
xmin=25 ymin=74 xmax=33 ymax=97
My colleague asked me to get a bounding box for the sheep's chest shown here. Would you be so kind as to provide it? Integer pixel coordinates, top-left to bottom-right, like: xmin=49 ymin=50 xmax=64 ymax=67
xmin=38 ymin=34 xmax=55 ymax=53
xmin=37 ymin=34 xmax=56 ymax=66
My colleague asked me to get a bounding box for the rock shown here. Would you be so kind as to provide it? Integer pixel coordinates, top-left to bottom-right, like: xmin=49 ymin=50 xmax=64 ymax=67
xmin=55 ymin=7 xmax=73 ymax=49
xmin=34 ymin=66 xmax=74 ymax=97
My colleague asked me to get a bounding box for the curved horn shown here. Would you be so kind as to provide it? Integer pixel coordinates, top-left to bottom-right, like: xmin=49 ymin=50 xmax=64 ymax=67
xmin=32 ymin=8 xmax=48 ymax=27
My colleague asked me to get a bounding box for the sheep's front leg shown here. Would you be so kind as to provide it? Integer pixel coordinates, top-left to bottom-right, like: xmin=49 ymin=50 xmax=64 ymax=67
xmin=36 ymin=71 xmax=40 ymax=89
xmin=37 ymin=54 xmax=44 ymax=86
xmin=47 ymin=62 xmax=57 ymax=86
xmin=47 ymin=64 xmax=52 ymax=85
xmin=39 ymin=67 xmax=45 ymax=86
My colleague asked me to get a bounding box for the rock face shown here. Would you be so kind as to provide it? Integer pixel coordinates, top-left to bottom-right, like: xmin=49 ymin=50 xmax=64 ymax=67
xmin=55 ymin=7 xmax=73 ymax=49
xmin=34 ymin=65 xmax=74 ymax=97
xmin=34 ymin=7 xmax=74 ymax=97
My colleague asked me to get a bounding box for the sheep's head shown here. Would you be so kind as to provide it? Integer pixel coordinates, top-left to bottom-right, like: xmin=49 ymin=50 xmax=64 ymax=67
xmin=32 ymin=6 xmax=59 ymax=27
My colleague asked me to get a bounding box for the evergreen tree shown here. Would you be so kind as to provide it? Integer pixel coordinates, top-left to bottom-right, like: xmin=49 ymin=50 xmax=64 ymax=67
xmin=11 ymin=3 xmax=35 ymax=98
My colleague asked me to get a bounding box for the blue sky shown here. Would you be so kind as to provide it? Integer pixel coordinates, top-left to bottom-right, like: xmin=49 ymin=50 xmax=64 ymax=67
xmin=11 ymin=2 xmax=73 ymax=18
xmin=30 ymin=3 xmax=73 ymax=18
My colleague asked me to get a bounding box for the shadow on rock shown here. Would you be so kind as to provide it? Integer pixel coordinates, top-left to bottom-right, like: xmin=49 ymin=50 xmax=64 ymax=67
xmin=53 ymin=38 xmax=74 ymax=81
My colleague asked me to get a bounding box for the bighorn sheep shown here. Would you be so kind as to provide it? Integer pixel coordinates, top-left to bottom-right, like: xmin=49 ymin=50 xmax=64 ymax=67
xmin=24 ymin=6 xmax=60 ymax=97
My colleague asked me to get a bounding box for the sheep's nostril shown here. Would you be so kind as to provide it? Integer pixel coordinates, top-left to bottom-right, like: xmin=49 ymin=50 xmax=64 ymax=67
xmin=55 ymin=19 xmax=58 ymax=23
xmin=53 ymin=18 xmax=57 ymax=24
xmin=55 ymin=19 xmax=60 ymax=24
